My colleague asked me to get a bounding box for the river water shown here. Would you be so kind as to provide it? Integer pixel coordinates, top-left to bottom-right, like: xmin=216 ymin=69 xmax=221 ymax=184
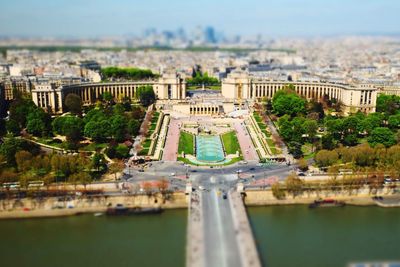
xmin=248 ymin=205 xmax=400 ymax=267
xmin=0 ymin=209 xmax=187 ymax=267
xmin=1 ymin=206 xmax=400 ymax=267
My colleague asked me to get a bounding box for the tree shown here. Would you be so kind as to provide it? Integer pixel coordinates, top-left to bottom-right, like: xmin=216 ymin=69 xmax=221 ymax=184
xmin=304 ymin=119 xmax=318 ymax=142
xmin=315 ymin=149 xmax=339 ymax=167
xmin=52 ymin=116 xmax=84 ymax=143
xmin=110 ymin=115 xmax=127 ymax=142
xmin=101 ymin=67 xmax=156 ymax=81
xmin=92 ymin=153 xmax=106 ymax=171
xmin=115 ymin=144 xmax=130 ymax=159
xmin=127 ymin=119 xmax=140 ymax=136
xmin=113 ymin=103 xmax=125 ymax=115
xmin=353 ymin=144 xmax=375 ymax=167
xmin=272 ymin=91 xmax=306 ymax=117
xmin=271 ymin=182 xmax=286 ymax=199
xmin=0 ymin=169 xmax=18 ymax=184
xmin=130 ymin=107 xmax=145 ymax=120
xmin=83 ymin=109 xmax=107 ymax=124
xmin=0 ymin=137 xmax=23 ymax=165
xmin=26 ymin=109 xmax=51 ymax=137
xmin=388 ymin=114 xmax=400 ymax=129
xmin=288 ymin=142 xmax=303 ymax=159
xmin=5 ymin=119 xmax=20 ymax=136
xmin=8 ymin=96 xmax=37 ymax=129
xmin=84 ymin=120 xmax=111 ymax=142
xmin=297 ymin=158 xmax=308 ymax=171
xmin=368 ymin=127 xmax=396 ymax=147
xmin=65 ymin=93 xmax=82 ymax=115
xmin=343 ymin=133 xmax=358 ymax=146
xmin=102 ymin=92 xmax=113 ymax=105
xmin=68 ymin=173 xmax=80 ymax=189
xmin=285 ymin=173 xmax=304 ymax=198
xmin=376 ymin=94 xmax=400 ymax=115
xmin=108 ymin=161 xmax=124 ymax=181
xmin=358 ymin=113 xmax=382 ymax=134
xmin=15 ymin=150 xmax=33 ymax=172
xmin=137 ymin=86 xmax=156 ymax=107
xmin=79 ymin=172 xmax=92 ymax=189
xmin=321 ymin=134 xmax=336 ymax=150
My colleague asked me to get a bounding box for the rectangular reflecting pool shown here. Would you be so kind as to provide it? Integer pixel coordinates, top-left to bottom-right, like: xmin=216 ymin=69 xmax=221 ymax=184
xmin=248 ymin=205 xmax=400 ymax=267
xmin=0 ymin=209 xmax=187 ymax=267
xmin=196 ymin=135 xmax=225 ymax=162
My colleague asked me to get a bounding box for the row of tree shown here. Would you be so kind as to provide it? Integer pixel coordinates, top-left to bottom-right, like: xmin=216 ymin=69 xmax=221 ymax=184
xmin=101 ymin=67 xmax=157 ymax=81
xmin=186 ymin=72 xmax=220 ymax=85
xmin=272 ymin=171 xmax=397 ymax=199
xmin=269 ymin=87 xmax=400 ymax=158
xmin=315 ymin=143 xmax=400 ymax=174
xmin=0 ymin=139 xmax=94 ymax=187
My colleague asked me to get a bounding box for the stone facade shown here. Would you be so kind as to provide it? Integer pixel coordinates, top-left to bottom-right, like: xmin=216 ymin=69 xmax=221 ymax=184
xmin=222 ymin=72 xmax=382 ymax=114
xmin=31 ymin=73 xmax=186 ymax=113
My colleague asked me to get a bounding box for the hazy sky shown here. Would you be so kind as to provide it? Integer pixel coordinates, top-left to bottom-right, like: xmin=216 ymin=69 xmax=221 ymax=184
xmin=1 ymin=0 xmax=399 ymax=37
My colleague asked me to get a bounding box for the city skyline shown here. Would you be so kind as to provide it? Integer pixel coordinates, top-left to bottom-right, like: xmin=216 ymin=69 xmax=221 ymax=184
xmin=1 ymin=0 xmax=399 ymax=38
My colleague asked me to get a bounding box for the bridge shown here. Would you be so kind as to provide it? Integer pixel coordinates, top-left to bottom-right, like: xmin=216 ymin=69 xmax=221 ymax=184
xmin=186 ymin=175 xmax=262 ymax=267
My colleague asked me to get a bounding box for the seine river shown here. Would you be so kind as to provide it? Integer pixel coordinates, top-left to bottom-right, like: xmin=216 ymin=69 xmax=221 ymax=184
xmin=0 ymin=209 xmax=187 ymax=267
xmin=248 ymin=205 xmax=400 ymax=267
xmin=1 ymin=206 xmax=400 ymax=267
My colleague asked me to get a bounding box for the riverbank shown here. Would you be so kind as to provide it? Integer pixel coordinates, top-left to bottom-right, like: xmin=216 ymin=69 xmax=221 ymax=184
xmin=2 ymin=188 xmax=399 ymax=220
xmin=243 ymin=189 xmax=398 ymax=206
xmin=0 ymin=192 xmax=188 ymax=219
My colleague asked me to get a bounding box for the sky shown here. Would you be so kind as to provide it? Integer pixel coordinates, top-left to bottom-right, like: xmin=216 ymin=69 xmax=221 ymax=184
xmin=0 ymin=0 xmax=399 ymax=37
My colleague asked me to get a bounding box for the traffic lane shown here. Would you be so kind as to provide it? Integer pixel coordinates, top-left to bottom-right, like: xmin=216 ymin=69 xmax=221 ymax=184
xmin=202 ymin=188 xmax=241 ymax=267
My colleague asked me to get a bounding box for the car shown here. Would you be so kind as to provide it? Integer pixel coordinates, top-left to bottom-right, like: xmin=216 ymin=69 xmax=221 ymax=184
xmin=249 ymin=167 xmax=255 ymax=171
xmin=199 ymin=186 xmax=205 ymax=191
xmin=191 ymin=170 xmax=197 ymax=172
xmin=138 ymin=169 xmax=144 ymax=172
xmin=170 ymin=173 xmax=176 ymax=176
xmin=222 ymin=192 xmax=227 ymax=199
xmin=298 ymin=172 xmax=305 ymax=176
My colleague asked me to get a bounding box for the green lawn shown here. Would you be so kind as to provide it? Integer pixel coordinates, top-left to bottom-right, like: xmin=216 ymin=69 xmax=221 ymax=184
xmin=266 ymin=138 xmax=277 ymax=155
xmin=142 ymin=138 xmax=152 ymax=149
xmin=187 ymin=85 xmax=221 ymax=90
xmin=151 ymin=112 xmax=160 ymax=123
xmin=150 ymin=123 xmax=157 ymax=132
xmin=80 ymin=142 xmax=107 ymax=151
xmin=253 ymin=112 xmax=271 ymax=137
xmin=178 ymin=132 xmax=194 ymax=155
xmin=221 ymin=131 xmax=241 ymax=155
xmin=301 ymin=143 xmax=315 ymax=159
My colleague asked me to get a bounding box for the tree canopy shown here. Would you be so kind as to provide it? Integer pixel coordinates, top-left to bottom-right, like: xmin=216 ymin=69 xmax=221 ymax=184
xmin=64 ymin=93 xmax=82 ymax=115
xmin=186 ymin=72 xmax=220 ymax=85
xmin=137 ymin=85 xmax=156 ymax=107
xmin=101 ymin=67 xmax=157 ymax=81
xmin=272 ymin=86 xmax=306 ymax=117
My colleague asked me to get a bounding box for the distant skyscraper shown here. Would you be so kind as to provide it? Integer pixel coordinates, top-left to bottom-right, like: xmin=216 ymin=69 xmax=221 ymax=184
xmin=204 ymin=26 xmax=216 ymax=44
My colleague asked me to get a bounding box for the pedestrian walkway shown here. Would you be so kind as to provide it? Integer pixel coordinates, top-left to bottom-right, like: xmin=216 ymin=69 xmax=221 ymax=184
xmin=162 ymin=118 xmax=180 ymax=161
xmin=233 ymin=122 xmax=259 ymax=161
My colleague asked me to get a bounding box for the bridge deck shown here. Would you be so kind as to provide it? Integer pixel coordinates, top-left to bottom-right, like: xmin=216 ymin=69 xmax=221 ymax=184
xmin=187 ymin=188 xmax=261 ymax=267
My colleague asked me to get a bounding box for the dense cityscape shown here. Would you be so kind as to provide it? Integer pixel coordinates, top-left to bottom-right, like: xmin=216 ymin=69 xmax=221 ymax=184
xmin=1 ymin=1 xmax=400 ymax=267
